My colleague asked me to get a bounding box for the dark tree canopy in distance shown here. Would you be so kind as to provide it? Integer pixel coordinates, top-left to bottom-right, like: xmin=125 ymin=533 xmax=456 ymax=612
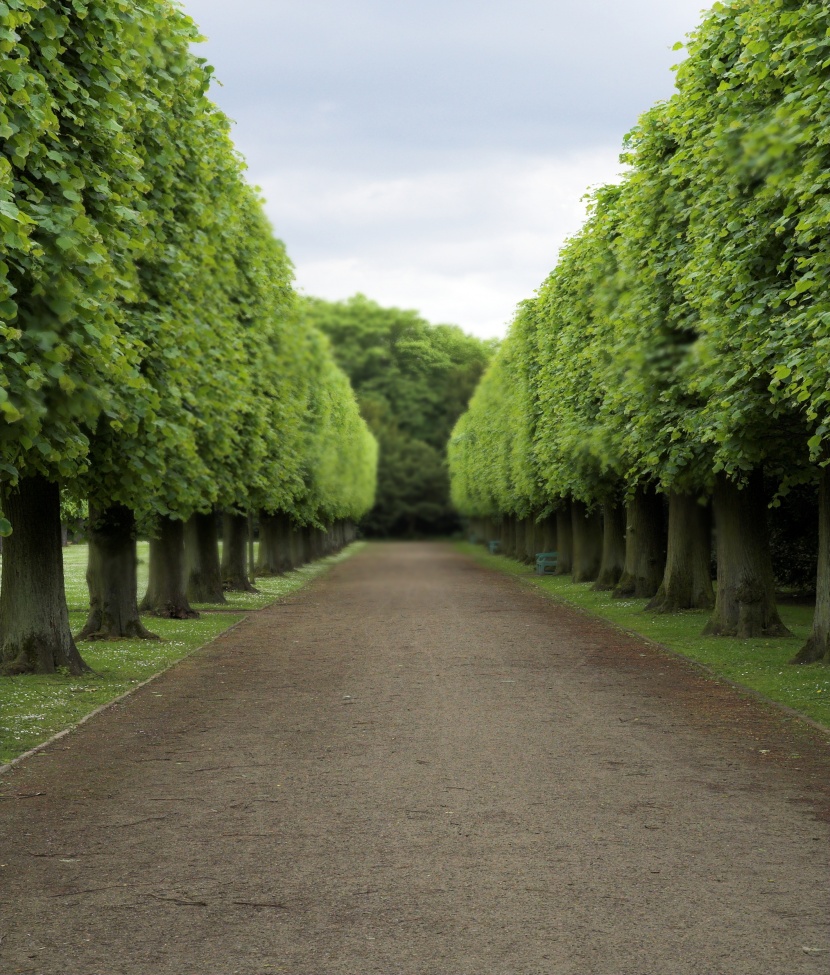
xmin=304 ymin=295 xmax=494 ymax=537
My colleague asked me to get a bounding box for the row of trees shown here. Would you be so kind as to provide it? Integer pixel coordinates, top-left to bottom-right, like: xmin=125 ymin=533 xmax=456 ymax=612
xmin=449 ymin=0 xmax=830 ymax=663
xmin=0 ymin=1 xmax=377 ymax=675
xmin=306 ymin=295 xmax=492 ymax=536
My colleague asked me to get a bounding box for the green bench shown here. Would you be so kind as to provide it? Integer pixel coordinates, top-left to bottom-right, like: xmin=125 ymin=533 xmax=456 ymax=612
xmin=488 ymin=539 xmax=502 ymax=554
xmin=535 ymin=551 xmax=558 ymax=575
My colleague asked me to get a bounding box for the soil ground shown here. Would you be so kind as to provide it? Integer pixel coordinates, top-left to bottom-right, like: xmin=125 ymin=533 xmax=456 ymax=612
xmin=1 ymin=541 xmax=829 ymax=975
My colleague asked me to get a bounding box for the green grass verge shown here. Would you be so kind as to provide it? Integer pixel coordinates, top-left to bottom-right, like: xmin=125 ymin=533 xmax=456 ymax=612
xmin=0 ymin=541 xmax=364 ymax=765
xmin=457 ymin=542 xmax=830 ymax=730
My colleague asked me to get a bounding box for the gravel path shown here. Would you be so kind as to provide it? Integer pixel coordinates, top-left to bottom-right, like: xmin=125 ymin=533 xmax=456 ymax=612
xmin=1 ymin=541 xmax=829 ymax=975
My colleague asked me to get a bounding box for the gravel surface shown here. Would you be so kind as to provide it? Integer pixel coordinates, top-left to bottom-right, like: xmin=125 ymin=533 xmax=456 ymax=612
xmin=0 ymin=541 xmax=828 ymax=975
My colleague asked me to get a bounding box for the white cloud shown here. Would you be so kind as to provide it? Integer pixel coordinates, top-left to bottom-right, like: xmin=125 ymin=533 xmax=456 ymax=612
xmin=256 ymin=149 xmax=624 ymax=337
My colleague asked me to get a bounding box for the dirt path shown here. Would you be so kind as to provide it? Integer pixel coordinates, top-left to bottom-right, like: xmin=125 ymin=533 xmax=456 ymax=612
xmin=1 ymin=542 xmax=829 ymax=974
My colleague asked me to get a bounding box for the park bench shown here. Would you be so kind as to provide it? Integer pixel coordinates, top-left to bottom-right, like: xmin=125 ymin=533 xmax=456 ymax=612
xmin=488 ymin=539 xmax=501 ymax=554
xmin=535 ymin=551 xmax=558 ymax=575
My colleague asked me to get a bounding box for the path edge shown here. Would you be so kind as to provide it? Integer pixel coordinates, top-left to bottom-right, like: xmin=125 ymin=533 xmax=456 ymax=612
xmin=0 ymin=544 xmax=365 ymax=777
xmin=459 ymin=544 xmax=830 ymax=740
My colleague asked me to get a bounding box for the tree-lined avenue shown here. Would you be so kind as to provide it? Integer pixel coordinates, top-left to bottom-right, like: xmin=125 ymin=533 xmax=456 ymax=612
xmin=0 ymin=542 xmax=827 ymax=974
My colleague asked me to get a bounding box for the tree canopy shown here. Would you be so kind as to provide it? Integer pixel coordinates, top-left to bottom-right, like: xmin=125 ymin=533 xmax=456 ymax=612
xmin=305 ymin=294 xmax=492 ymax=536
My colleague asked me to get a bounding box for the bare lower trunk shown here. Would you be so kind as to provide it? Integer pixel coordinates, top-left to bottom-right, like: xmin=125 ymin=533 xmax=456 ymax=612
xmin=793 ymin=467 xmax=830 ymax=663
xmin=500 ymin=516 xmax=516 ymax=558
xmin=647 ymin=492 xmax=714 ymax=613
xmin=554 ymin=506 xmax=573 ymax=576
xmin=571 ymin=501 xmax=603 ymax=583
xmin=185 ymin=511 xmax=226 ymax=604
xmin=614 ymin=486 xmax=666 ymax=599
xmin=703 ymin=471 xmax=789 ymax=638
xmin=539 ymin=515 xmax=557 ymax=554
xmin=222 ymin=511 xmax=257 ymax=592
xmin=302 ymin=525 xmax=315 ymax=562
xmin=140 ymin=516 xmax=198 ymax=619
xmin=522 ymin=518 xmax=538 ymax=563
xmin=77 ymin=504 xmax=159 ymax=641
xmin=594 ymin=501 xmax=626 ymax=591
xmin=257 ymin=510 xmax=294 ymax=575
xmin=290 ymin=524 xmax=306 ymax=567
xmin=0 ymin=476 xmax=89 ymax=675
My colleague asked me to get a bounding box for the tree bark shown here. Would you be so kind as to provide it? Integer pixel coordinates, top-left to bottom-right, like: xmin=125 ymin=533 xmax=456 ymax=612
xmin=703 ymin=471 xmax=790 ymax=638
xmin=522 ymin=518 xmax=538 ymax=563
xmin=594 ymin=501 xmax=626 ymax=591
xmin=221 ymin=511 xmax=257 ymax=592
xmin=302 ymin=525 xmax=316 ymax=562
xmin=290 ymin=523 xmax=306 ymax=567
xmin=539 ymin=515 xmax=557 ymax=554
xmin=647 ymin=492 xmax=714 ymax=613
xmin=76 ymin=504 xmax=159 ymax=641
xmin=614 ymin=486 xmax=667 ymax=599
xmin=184 ymin=511 xmax=226 ymax=604
xmin=139 ymin=516 xmax=198 ymax=619
xmin=0 ymin=477 xmax=89 ymax=675
xmin=500 ymin=516 xmax=515 ymax=558
xmin=554 ymin=506 xmax=573 ymax=576
xmin=793 ymin=467 xmax=830 ymax=663
xmin=571 ymin=501 xmax=603 ymax=583
xmin=257 ymin=510 xmax=293 ymax=575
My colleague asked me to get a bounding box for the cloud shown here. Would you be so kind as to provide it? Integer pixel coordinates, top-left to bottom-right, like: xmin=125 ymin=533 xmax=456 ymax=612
xmin=179 ymin=0 xmax=711 ymax=336
xmin=257 ymin=148 xmax=624 ymax=337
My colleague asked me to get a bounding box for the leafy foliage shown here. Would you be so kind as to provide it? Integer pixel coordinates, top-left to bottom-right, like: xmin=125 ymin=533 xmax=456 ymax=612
xmin=305 ymin=295 xmax=492 ymax=536
xmin=450 ymin=0 xmax=830 ymax=528
xmin=0 ymin=0 xmax=377 ymax=534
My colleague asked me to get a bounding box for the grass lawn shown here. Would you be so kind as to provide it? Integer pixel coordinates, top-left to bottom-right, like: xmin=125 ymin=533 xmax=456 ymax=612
xmin=0 ymin=541 xmax=363 ymax=765
xmin=457 ymin=542 xmax=830 ymax=731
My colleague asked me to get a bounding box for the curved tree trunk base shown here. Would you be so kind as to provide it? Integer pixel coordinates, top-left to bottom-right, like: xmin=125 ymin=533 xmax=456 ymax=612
xmin=790 ymin=637 xmax=829 ymax=665
xmin=76 ymin=615 xmax=160 ymax=642
xmin=223 ymin=578 xmax=259 ymax=594
xmin=646 ymin=586 xmax=715 ymax=614
xmin=1 ymin=639 xmax=91 ymax=677
xmin=144 ymin=603 xmax=200 ymax=621
xmin=612 ymin=573 xmax=656 ymax=600
xmin=703 ymin=617 xmax=791 ymax=639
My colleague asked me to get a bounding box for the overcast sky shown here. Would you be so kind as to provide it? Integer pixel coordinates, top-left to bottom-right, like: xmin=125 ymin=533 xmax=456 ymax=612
xmin=179 ymin=0 xmax=710 ymax=338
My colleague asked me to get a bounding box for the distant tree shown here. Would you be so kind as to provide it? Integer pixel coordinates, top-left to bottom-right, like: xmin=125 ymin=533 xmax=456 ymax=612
xmin=304 ymin=295 xmax=493 ymax=537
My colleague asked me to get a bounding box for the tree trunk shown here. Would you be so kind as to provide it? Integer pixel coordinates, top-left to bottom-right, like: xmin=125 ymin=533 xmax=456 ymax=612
xmin=184 ymin=511 xmax=226 ymax=604
xmin=614 ymin=486 xmax=667 ymax=599
xmin=0 ymin=477 xmax=89 ymax=675
xmin=793 ymin=467 xmax=830 ymax=663
xmin=522 ymin=518 xmax=537 ymax=563
xmin=221 ymin=511 xmax=257 ymax=593
xmin=571 ymin=501 xmax=603 ymax=583
xmin=76 ymin=504 xmax=159 ymax=641
xmin=594 ymin=501 xmax=626 ymax=591
xmin=704 ymin=471 xmax=790 ymax=638
xmin=257 ymin=510 xmax=293 ymax=575
xmin=499 ymin=516 xmax=513 ymax=557
xmin=539 ymin=515 xmax=557 ymax=554
xmin=139 ymin=516 xmax=198 ymax=619
xmin=300 ymin=525 xmax=314 ymax=562
xmin=554 ymin=506 xmax=573 ymax=576
xmin=647 ymin=492 xmax=714 ymax=613
xmin=290 ymin=523 xmax=305 ymax=567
